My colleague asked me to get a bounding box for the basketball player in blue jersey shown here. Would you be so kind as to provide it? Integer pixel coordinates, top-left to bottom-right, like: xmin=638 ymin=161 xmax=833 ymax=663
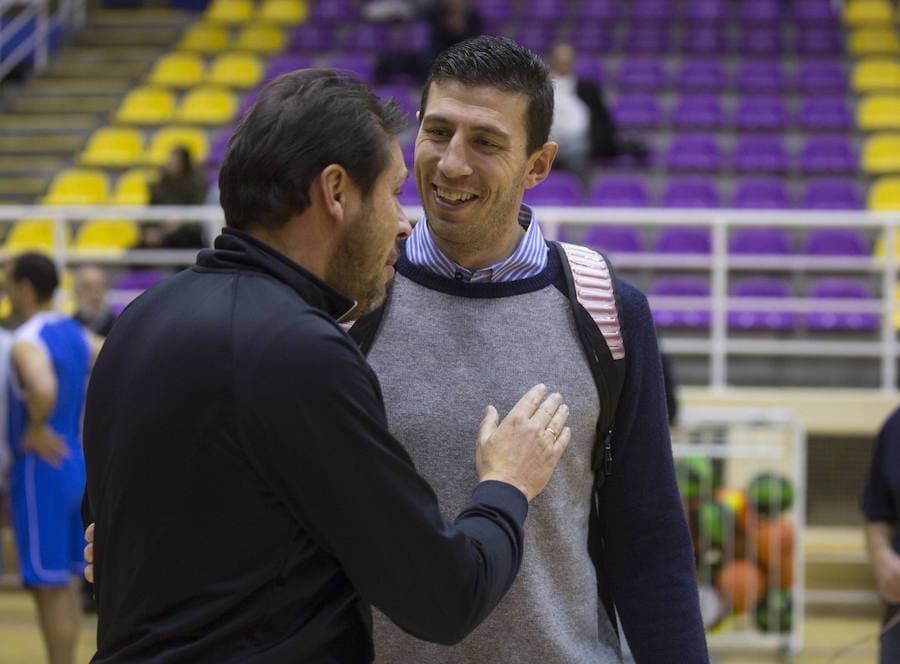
xmin=5 ymin=253 xmax=101 ymax=664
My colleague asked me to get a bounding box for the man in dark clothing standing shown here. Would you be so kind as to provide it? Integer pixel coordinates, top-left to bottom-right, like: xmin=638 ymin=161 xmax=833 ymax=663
xmin=82 ymin=69 xmax=571 ymax=663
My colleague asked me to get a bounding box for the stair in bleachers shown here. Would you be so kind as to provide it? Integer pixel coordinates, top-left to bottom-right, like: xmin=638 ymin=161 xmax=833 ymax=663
xmin=0 ymin=7 xmax=194 ymax=204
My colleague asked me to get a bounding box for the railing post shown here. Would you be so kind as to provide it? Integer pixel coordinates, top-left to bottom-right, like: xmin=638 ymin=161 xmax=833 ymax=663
xmin=52 ymin=212 xmax=67 ymax=311
xmin=710 ymin=217 xmax=728 ymax=390
xmin=35 ymin=0 xmax=48 ymax=74
xmin=880 ymin=217 xmax=897 ymax=392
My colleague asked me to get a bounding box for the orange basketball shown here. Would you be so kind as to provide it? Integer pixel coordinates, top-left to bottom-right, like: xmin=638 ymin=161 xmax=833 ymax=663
xmin=716 ymin=560 xmax=766 ymax=612
xmin=754 ymin=519 xmax=794 ymax=569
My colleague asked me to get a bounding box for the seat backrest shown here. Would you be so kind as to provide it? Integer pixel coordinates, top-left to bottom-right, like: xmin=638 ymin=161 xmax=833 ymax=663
xmin=676 ymin=59 xmax=726 ymax=89
xmin=804 ymin=228 xmax=869 ymax=255
xmin=867 ymin=175 xmax=900 ymax=209
xmin=671 ymin=94 xmax=724 ymax=128
xmin=588 ymin=175 xmax=650 ymax=207
xmin=844 ymin=0 xmax=894 ymax=25
xmin=583 ymin=226 xmax=643 ymax=253
xmin=654 ymin=227 xmax=712 ymax=253
xmin=736 ymin=60 xmax=785 ymax=91
xmin=661 ymin=176 xmax=720 ymax=207
xmin=803 ymin=178 xmax=863 ymax=209
xmin=617 ymin=58 xmax=666 ymax=89
xmin=732 ymin=136 xmax=789 ymax=172
xmin=45 ymin=169 xmax=109 ymax=205
xmin=734 ymin=95 xmax=789 ymax=129
xmin=858 ymin=94 xmax=900 ymax=130
xmin=862 ymin=133 xmax=900 ymax=173
xmin=146 ymin=127 xmax=210 ymax=165
xmin=797 ymin=95 xmax=853 ymax=130
xmin=208 ymin=51 xmax=263 ymax=87
xmin=797 ymin=60 xmax=848 ymax=92
xmin=729 ymin=228 xmax=793 ymax=254
xmin=853 ymin=58 xmax=900 ymax=92
xmin=178 ymin=23 xmax=230 ymax=53
xmin=150 ymin=52 xmax=205 ymax=87
xmin=732 ymin=177 xmax=791 ymax=208
xmin=523 ymin=172 xmax=583 ymax=206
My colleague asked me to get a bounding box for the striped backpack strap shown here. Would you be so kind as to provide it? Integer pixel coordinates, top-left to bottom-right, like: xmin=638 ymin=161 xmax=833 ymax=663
xmin=558 ymin=242 xmax=625 ymax=361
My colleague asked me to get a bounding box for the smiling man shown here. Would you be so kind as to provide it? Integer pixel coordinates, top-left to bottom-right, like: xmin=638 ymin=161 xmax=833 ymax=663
xmin=351 ymin=36 xmax=710 ymax=663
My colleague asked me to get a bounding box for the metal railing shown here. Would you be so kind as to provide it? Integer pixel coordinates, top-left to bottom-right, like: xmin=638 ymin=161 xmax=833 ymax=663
xmin=0 ymin=0 xmax=85 ymax=80
xmin=1 ymin=204 xmax=898 ymax=391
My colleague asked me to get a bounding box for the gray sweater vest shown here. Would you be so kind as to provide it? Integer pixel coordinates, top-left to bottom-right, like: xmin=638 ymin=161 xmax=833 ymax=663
xmin=367 ymin=272 xmax=622 ymax=663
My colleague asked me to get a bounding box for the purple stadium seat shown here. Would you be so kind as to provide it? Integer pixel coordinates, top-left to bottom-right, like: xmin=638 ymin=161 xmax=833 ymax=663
xmin=729 ymin=228 xmax=792 ymax=255
xmin=666 ymin=134 xmax=723 ymax=172
xmin=374 ymin=84 xmax=417 ymax=121
xmin=574 ymin=57 xmax=605 ymax=84
xmin=401 ymin=136 xmax=415 ymax=167
xmin=617 ymin=59 xmax=667 ymax=90
xmin=671 ymin=95 xmax=725 ymax=129
xmin=308 ymin=0 xmax=357 ymax=22
xmin=289 ymin=24 xmax=336 ymax=52
xmin=677 ymin=60 xmax=727 ymax=90
xmin=684 ymin=0 xmax=727 ymax=22
xmin=655 ymin=227 xmax=712 ymax=254
xmin=625 ymin=27 xmax=671 ymax=54
xmin=795 ymin=61 xmax=848 ymax=93
xmin=799 ymin=136 xmax=857 ymax=174
xmin=398 ymin=177 xmax=420 ymax=205
xmin=662 ymin=177 xmax=721 ymax=207
xmin=391 ymin=21 xmax=430 ymax=52
xmin=207 ymin=126 xmax=233 ymax=167
xmin=650 ymin=277 xmax=711 ymax=329
xmin=737 ymin=0 xmax=782 ymax=22
xmin=732 ymin=177 xmax=792 ymax=208
xmin=571 ymin=24 xmax=615 ymax=53
xmin=796 ymin=96 xmax=854 ymax=131
xmin=111 ymin=269 xmax=168 ymax=315
xmin=328 ymin=54 xmax=375 ymax=83
xmin=521 ymin=0 xmax=567 ymax=19
xmin=629 ymin=0 xmax=674 ymax=21
xmin=266 ymin=54 xmax=313 ymax=80
xmin=583 ymin=226 xmax=644 ymax=253
xmin=801 ymin=178 xmax=864 ymax=209
xmin=575 ymin=0 xmax=619 ymax=20
xmin=805 ymin=279 xmax=880 ymax=331
xmin=512 ymin=24 xmax=557 ymax=53
xmin=734 ymin=96 xmax=789 ymax=130
xmin=728 ymin=278 xmax=796 ymax=331
xmin=588 ymin=176 xmax=650 ymax=207
xmin=339 ymin=23 xmax=392 ymax=52
xmin=523 ymin=172 xmax=583 ymax=206
xmin=804 ymin=229 xmax=869 ymax=256
xmin=732 ymin=136 xmax=789 ymax=172
xmin=480 ymin=0 xmax=514 ymax=20
xmin=680 ymin=26 xmax=727 ymax=54
xmin=795 ymin=28 xmax=844 ymax=55
xmin=612 ymin=94 xmax=662 ymax=128
xmin=736 ymin=61 xmax=786 ymax=92
xmin=237 ymin=87 xmax=261 ymax=119
xmin=737 ymin=28 xmax=783 ymax=55
xmin=792 ymin=0 xmax=839 ymax=24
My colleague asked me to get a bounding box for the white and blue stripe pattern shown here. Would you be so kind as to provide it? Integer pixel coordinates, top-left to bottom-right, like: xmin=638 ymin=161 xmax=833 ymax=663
xmin=406 ymin=204 xmax=548 ymax=283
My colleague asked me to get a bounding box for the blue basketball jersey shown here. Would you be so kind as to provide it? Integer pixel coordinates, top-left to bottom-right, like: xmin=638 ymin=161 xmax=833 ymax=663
xmin=8 ymin=312 xmax=91 ymax=457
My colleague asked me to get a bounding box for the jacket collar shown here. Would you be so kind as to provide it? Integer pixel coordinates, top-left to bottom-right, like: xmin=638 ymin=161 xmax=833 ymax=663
xmin=196 ymin=228 xmax=358 ymax=322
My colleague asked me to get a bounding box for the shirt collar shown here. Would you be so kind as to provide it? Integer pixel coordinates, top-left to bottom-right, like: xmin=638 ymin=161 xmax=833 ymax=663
xmin=405 ymin=204 xmax=548 ymax=283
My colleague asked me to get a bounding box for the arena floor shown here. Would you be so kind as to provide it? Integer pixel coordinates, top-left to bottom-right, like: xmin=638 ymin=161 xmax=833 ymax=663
xmin=0 ymin=589 xmax=882 ymax=663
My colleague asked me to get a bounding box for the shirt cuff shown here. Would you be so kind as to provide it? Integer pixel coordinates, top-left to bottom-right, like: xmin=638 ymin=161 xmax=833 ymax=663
xmin=472 ymin=480 xmax=529 ymax=526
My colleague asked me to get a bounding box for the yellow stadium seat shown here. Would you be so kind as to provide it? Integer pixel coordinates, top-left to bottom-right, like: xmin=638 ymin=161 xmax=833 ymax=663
xmin=257 ymin=0 xmax=308 ymax=25
xmin=849 ymin=28 xmax=900 ymax=56
xmin=178 ymin=23 xmax=230 ymax=53
xmin=233 ymin=24 xmax=286 ymax=54
xmin=862 ymin=134 xmax=900 ymax=173
xmin=116 ymin=87 xmax=176 ymax=125
xmin=145 ymin=126 xmax=210 ymax=166
xmin=79 ymin=127 xmax=144 ymax=168
xmin=869 ymin=176 xmax=900 ymax=210
xmin=149 ymin=52 xmax=205 ymax=88
xmin=42 ymin=169 xmax=109 ymax=205
xmin=204 ymin=0 xmax=253 ymax=24
xmin=858 ymin=95 xmax=900 ymax=130
xmin=112 ymin=168 xmax=157 ymax=206
xmin=5 ymin=219 xmax=70 ymax=252
xmin=176 ymin=86 xmax=238 ymax=125
xmin=844 ymin=0 xmax=895 ymax=24
xmin=206 ymin=52 xmax=263 ymax=88
xmin=74 ymin=219 xmax=140 ymax=250
xmin=853 ymin=59 xmax=900 ymax=93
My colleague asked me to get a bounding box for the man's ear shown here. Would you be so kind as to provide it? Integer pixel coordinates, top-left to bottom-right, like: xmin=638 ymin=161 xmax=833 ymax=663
xmin=522 ymin=141 xmax=559 ymax=190
xmin=316 ymin=163 xmax=350 ymax=225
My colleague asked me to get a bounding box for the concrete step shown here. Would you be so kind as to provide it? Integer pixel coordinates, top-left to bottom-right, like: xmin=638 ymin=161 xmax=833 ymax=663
xmin=11 ymin=95 xmax=120 ymax=114
xmin=76 ymin=26 xmax=184 ymax=48
xmin=0 ymin=134 xmax=86 ymax=154
xmin=53 ymin=45 xmax=163 ymax=63
xmin=0 ymin=176 xmax=49 ymax=197
xmin=89 ymin=7 xmax=190 ymax=27
xmin=25 ymin=77 xmax=135 ymax=96
xmin=0 ymin=156 xmax=68 ymax=174
xmin=0 ymin=114 xmax=103 ymax=133
xmin=45 ymin=59 xmax=154 ymax=80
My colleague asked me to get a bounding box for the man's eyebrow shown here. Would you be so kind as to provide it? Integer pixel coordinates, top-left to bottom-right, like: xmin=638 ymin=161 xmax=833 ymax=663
xmin=421 ymin=114 xmax=511 ymax=141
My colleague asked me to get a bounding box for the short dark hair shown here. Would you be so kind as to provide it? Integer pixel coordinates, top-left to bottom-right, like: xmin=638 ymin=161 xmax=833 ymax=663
xmin=219 ymin=68 xmax=408 ymax=231
xmin=11 ymin=253 xmax=58 ymax=303
xmin=420 ymin=36 xmax=554 ymax=155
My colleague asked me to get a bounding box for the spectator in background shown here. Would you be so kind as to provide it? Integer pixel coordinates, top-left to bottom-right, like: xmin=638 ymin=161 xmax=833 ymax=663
xmin=138 ymin=145 xmax=207 ymax=250
xmin=73 ymin=265 xmax=115 ymax=337
xmin=374 ymin=0 xmax=483 ymax=85
xmin=863 ymin=406 xmax=900 ymax=663
xmin=547 ymin=42 xmax=648 ymax=183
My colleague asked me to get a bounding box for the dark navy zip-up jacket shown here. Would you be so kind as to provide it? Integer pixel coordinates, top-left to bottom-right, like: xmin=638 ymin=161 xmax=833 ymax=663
xmin=82 ymin=228 xmax=529 ymax=663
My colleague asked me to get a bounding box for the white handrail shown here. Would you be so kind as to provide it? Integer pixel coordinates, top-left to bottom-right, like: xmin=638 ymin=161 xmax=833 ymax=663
xmin=0 ymin=0 xmax=86 ymax=79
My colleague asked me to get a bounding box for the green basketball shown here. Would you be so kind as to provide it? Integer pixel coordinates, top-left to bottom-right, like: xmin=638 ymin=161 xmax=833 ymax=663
xmin=747 ymin=473 xmax=794 ymax=517
xmin=677 ymin=457 xmax=715 ymax=501
xmin=754 ymin=590 xmax=793 ymax=633
xmin=697 ymin=500 xmax=737 ymax=549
